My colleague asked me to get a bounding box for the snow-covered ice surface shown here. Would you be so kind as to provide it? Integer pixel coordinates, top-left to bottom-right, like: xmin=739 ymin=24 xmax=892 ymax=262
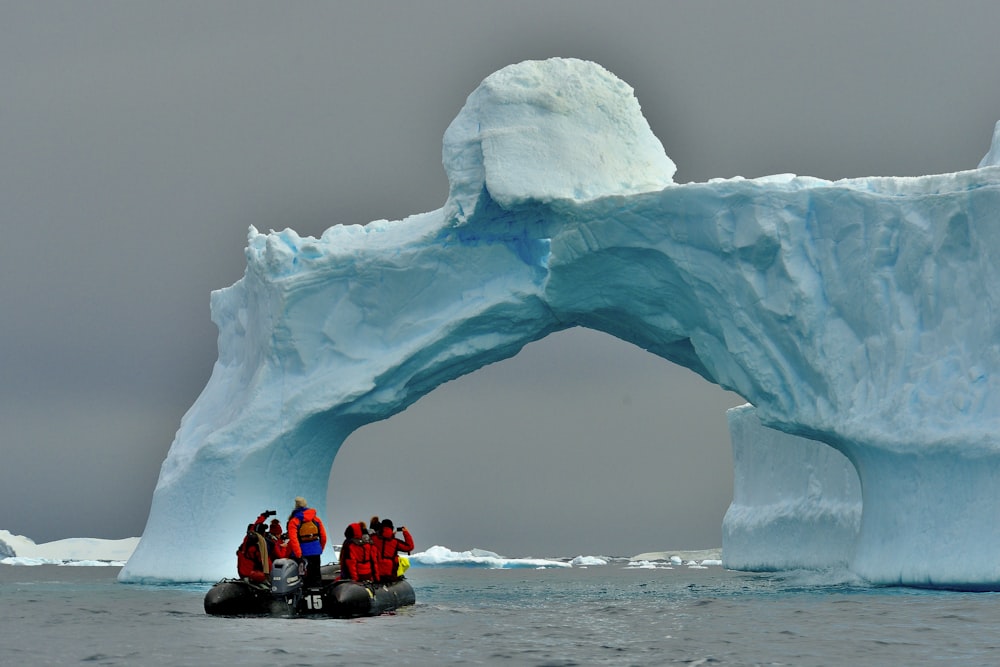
xmin=0 ymin=530 xmax=138 ymax=566
xmin=119 ymin=58 xmax=1000 ymax=588
xmin=411 ymin=545 xmax=572 ymax=569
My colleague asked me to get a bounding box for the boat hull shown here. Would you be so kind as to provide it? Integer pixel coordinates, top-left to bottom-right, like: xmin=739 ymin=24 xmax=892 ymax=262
xmin=204 ymin=576 xmax=415 ymax=618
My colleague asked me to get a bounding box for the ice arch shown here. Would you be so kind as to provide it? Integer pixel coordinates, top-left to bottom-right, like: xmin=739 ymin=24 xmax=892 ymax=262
xmin=121 ymin=58 xmax=1000 ymax=587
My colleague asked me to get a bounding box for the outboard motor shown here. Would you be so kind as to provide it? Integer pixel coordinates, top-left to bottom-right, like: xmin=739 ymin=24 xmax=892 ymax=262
xmin=268 ymin=558 xmax=304 ymax=616
xmin=270 ymin=558 xmax=302 ymax=595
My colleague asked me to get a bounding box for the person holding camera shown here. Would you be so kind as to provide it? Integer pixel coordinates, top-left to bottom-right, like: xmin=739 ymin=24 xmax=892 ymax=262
xmin=286 ymin=497 xmax=328 ymax=587
xmin=371 ymin=518 xmax=414 ymax=583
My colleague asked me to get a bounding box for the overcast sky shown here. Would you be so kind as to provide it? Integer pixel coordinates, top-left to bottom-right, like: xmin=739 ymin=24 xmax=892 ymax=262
xmin=2 ymin=2 xmax=999 ymax=557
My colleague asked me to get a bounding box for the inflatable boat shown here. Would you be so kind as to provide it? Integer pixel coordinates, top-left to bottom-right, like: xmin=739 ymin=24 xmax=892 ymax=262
xmin=204 ymin=558 xmax=416 ymax=618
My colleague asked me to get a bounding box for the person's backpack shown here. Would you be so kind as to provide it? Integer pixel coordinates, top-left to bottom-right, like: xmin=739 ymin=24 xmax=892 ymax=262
xmin=299 ymin=518 xmax=320 ymax=543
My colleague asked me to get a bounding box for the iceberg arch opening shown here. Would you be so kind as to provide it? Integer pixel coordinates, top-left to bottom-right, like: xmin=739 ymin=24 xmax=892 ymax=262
xmin=329 ymin=328 xmax=744 ymax=558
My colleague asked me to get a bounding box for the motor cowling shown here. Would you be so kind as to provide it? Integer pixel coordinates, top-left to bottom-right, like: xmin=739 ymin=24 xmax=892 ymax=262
xmin=270 ymin=558 xmax=302 ymax=595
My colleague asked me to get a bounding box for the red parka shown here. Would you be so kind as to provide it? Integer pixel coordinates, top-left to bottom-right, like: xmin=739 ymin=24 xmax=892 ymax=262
xmin=236 ymin=512 xmax=280 ymax=582
xmin=371 ymin=525 xmax=414 ymax=581
xmin=339 ymin=523 xmax=378 ymax=582
xmin=236 ymin=530 xmax=269 ymax=583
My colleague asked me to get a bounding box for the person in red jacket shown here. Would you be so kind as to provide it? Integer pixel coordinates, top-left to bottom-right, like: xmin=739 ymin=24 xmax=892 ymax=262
xmin=268 ymin=519 xmax=290 ymax=560
xmin=286 ymin=497 xmax=328 ymax=587
xmin=236 ymin=510 xmax=277 ymax=583
xmin=370 ymin=518 xmax=414 ymax=582
xmin=339 ymin=522 xmax=378 ymax=582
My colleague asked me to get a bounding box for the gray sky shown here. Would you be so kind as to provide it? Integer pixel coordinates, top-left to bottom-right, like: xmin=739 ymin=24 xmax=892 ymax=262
xmin=2 ymin=2 xmax=999 ymax=556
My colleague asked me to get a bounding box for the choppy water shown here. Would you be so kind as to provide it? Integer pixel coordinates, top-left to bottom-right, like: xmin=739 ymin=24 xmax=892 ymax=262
xmin=2 ymin=563 xmax=999 ymax=666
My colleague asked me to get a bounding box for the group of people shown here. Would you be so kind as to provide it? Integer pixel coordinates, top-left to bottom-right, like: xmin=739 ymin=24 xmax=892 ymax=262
xmin=340 ymin=515 xmax=415 ymax=584
xmin=235 ymin=497 xmax=413 ymax=589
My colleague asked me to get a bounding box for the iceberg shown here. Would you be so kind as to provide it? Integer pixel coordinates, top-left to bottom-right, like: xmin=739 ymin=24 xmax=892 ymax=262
xmin=0 ymin=529 xmax=139 ymax=565
xmin=121 ymin=58 xmax=1000 ymax=588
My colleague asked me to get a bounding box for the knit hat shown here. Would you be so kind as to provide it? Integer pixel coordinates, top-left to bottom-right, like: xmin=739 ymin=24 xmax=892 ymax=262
xmin=269 ymin=519 xmax=283 ymax=537
xmin=294 ymin=496 xmax=307 ymax=508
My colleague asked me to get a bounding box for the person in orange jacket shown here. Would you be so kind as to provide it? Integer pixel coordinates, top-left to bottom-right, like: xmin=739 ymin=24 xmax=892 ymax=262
xmin=370 ymin=518 xmax=414 ymax=582
xmin=286 ymin=497 xmax=327 ymax=587
xmin=339 ymin=522 xmax=378 ymax=582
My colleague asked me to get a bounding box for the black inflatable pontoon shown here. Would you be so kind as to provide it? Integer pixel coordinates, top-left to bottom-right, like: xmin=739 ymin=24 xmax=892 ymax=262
xmin=204 ymin=559 xmax=415 ymax=618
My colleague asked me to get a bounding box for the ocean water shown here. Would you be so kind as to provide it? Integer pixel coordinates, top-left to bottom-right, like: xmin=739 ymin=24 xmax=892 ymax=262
xmin=3 ymin=562 xmax=999 ymax=666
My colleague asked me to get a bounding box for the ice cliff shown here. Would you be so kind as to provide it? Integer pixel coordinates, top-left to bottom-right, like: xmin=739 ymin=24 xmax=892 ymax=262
xmin=120 ymin=58 xmax=1000 ymax=588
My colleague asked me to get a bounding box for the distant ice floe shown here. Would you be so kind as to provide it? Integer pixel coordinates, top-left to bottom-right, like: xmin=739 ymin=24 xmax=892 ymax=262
xmin=2 ymin=557 xmax=127 ymax=567
xmin=0 ymin=531 xmax=725 ymax=571
xmin=570 ymin=555 xmax=609 ymax=567
xmin=408 ymin=546 xmax=722 ymax=570
xmin=410 ymin=546 xmax=572 ymax=569
xmin=629 ymin=549 xmax=724 ymax=569
xmin=0 ymin=530 xmax=138 ymax=566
